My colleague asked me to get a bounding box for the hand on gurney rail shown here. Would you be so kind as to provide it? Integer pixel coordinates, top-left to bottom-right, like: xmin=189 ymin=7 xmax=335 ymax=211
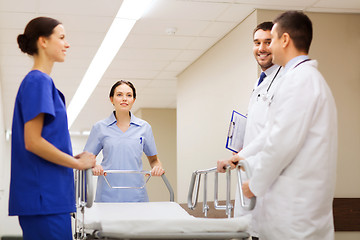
xmin=217 ymin=155 xmax=255 ymax=198
xmin=148 ymin=155 xmax=165 ymax=176
xmin=216 ymin=154 xmax=244 ymax=173
xmin=92 ymin=164 xmax=104 ymax=176
xmin=242 ymin=180 xmax=255 ymax=198
xmin=151 ymin=165 xmax=165 ymax=176
xmin=74 ymin=151 xmax=96 ymax=170
xmin=91 ymin=164 xmax=165 ymax=177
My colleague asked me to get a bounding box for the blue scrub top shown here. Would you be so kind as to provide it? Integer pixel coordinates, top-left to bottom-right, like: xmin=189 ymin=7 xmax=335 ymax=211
xmin=84 ymin=112 xmax=158 ymax=202
xmin=9 ymin=70 xmax=75 ymax=216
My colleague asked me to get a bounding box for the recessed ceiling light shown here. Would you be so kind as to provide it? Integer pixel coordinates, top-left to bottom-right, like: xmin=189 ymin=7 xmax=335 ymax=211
xmin=66 ymin=0 xmax=154 ymax=128
xmin=165 ymin=27 xmax=177 ymax=35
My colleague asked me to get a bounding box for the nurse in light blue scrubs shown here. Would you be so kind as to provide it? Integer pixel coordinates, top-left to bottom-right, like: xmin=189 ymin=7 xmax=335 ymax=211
xmin=84 ymin=80 xmax=165 ymax=202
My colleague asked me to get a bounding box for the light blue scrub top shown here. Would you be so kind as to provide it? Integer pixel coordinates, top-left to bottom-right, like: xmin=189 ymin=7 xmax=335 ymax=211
xmin=84 ymin=112 xmax=158 ymax=202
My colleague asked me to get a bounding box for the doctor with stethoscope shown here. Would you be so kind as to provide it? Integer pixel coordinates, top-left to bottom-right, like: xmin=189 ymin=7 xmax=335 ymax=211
xmin=242 ymin=23 xmax=283 ymax=156
xmin=220 ymin=11 xmax=337 ymax=239
xmin=219 ymin=22 xmax=283 ymax=239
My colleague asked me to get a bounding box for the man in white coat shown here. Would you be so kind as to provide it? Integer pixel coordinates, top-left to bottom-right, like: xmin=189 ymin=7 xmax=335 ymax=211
xmin=219 ymin=11 xmax=337 ymax=239
xmin=229 ymin=21 xmax=283 ymax=239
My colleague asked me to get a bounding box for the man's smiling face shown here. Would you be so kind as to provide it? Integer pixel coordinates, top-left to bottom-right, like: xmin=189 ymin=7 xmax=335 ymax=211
xmin=253 ymin=29 xmax=273 ymax=71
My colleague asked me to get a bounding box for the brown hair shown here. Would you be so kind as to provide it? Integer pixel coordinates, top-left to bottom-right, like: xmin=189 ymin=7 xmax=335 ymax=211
xmin=17 ymin=17 xmax=61 ymax=55
xmin=253 ymin=21 xmax=274 ymax=36
xmin=109 ymin=80 xmax=137 ymax=99
xmin=273 ymin=11 xmax=313 ymax=53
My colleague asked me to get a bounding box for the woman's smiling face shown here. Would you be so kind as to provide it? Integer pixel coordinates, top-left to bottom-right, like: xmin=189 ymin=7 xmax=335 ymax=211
xmin=110 ymin=84 xmax=135 ymax=113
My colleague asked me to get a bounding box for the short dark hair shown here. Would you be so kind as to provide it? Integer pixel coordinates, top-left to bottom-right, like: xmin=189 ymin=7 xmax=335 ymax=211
xmin=109 ymin=80 xmax=137 ymax=99
xmin=253 ymin=21 xmax=274 ymax=36
xmin=17 ymin=17 xmax=61 ymax=55
xmin=273 ymin=11 xmax=313 ymax=53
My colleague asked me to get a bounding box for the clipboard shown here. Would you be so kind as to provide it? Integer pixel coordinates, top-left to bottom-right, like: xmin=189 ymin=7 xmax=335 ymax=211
xmin=226 ymin=110 xmax=247 ymax=153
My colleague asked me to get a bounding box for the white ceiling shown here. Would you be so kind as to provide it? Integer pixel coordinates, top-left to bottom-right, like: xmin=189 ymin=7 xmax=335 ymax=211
xmin=0 ymin=0 xmax=359 ymax=133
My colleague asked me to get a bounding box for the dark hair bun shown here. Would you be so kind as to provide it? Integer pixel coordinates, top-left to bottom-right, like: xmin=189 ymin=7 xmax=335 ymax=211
xmin=18 ymin=17 xmax=61 ymax=56
xmin=17 ymin=34 xmax=37 ymax=55
xmin=17 ymin=34 xmax=30 ymax=54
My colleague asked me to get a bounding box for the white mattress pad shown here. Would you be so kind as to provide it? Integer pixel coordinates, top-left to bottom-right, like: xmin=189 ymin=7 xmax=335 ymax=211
xmin=80 ymin=202 xmax=250 ymax=235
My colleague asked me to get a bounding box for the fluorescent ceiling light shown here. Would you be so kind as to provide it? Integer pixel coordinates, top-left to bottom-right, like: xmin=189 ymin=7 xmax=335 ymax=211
xmin=67 ymin=0 xmax=153 ymax=128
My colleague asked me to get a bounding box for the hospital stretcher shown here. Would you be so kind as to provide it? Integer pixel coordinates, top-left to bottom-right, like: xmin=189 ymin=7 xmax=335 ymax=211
xmin=74 ymin=160 xmax=256 ymax=240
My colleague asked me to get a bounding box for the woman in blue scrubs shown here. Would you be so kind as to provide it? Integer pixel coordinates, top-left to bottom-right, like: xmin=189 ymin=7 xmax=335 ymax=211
xmin=9 ymin=17 xmax=96 ymax=240
xmin=84 ymin=80 xmax=165 ymax=202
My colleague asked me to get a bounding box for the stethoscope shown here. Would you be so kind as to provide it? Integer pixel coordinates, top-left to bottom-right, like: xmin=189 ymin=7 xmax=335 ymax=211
xmin=256 ymin=59 xmax=311 ymax=102
xmin=257 ymin=66 xmax=282 ymax=102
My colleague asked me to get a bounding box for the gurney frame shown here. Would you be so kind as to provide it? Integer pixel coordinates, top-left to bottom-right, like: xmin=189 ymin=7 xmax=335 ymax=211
xmin=74 ymin=160 xmax=255 ymax=240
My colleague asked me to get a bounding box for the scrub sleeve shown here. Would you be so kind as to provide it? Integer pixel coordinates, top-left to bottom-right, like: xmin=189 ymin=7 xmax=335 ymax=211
xmin=9 ymin=70 xmax=75 ymax=240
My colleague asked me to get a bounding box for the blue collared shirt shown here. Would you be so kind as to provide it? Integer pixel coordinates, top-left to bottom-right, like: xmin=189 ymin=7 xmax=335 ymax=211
xmin=263 ymin=64 xmax=280 ymax=79
xmin=283 ymin=55 xmax=309 ymax=74
xmin=84 ymin=112 xmax=157 ymax=202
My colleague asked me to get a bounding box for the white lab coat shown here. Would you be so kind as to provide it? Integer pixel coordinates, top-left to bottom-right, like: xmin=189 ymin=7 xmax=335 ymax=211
xmin=244 ymin=65 xmax=283 ymax=148
xmin=234 ymin=64 xmax=283 ymax=236
xmin=248 ymin=59 xmax=337 ymax=240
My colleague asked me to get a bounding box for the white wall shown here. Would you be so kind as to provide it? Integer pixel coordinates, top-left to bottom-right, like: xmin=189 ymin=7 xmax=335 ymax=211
xmin=308 ymin=12 xmax=360 ymax=198
xmin=177 ymin=11 xmax=257 ymax=203
xmin=0 ymin=79 xmax=22 ymax=236
xmin=137 ymin=108 xmax=177 ymax=202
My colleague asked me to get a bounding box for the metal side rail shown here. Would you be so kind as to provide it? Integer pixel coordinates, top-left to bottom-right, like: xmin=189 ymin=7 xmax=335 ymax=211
xmin=187 ymin=160 xmax=256 ymax=218
xmin=74 ymin=169 xmax=174 ymax=239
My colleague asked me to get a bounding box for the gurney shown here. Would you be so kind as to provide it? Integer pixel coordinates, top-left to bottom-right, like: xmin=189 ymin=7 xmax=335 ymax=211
xmin=74 ymin=161 xmax=256 ymax=240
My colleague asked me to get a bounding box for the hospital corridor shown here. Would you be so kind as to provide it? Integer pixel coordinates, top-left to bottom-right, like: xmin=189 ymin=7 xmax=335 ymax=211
xmin=0 ymin=0 xmax=359 ymax=239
